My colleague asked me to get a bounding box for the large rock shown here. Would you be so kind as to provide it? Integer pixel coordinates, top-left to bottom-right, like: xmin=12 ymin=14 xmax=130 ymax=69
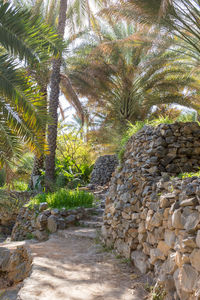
xmin=131 ymin=250 xmax=149 ymax=274
xmin=189 ymin=249 xmax=200 ymax=272
xmin=47 ymin=215 xmax=57 ymax=233
xmin=179 ymin=264 xmax=198 ymax=293
xmin=0 ymin=245 xmax=32 ymax=288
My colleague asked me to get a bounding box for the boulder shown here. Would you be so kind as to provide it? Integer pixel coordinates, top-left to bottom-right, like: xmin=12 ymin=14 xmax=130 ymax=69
xmin=131 ymin=250 xmax=149 ymax=274
xmin=47 ymin=215 xmax=57 ymax=233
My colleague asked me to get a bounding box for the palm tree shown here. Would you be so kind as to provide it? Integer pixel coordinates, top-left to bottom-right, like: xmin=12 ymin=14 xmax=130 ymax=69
xmin=102 ymin=0 xmax=200 ymax=58
xmin=100 ymin=0 xmax=170 ymax=24
xmin=43 ymin=0 xmax=103 ymax=188
xmin=13 ymin=0 xmax=87 ymax=188
xmin=65 ymin=22 xmax=200 ymax=138
xmin=0 ymin=0 xmax=61 ymax=167
xmin=45 ymin=0 xmax=68 ymax=189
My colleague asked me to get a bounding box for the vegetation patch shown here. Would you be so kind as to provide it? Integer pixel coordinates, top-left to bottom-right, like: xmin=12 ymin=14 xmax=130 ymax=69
xmin=177 ymin=170 xmax=200 ymax=179
xmin=27 ymin=188 xmax=94 ymax=210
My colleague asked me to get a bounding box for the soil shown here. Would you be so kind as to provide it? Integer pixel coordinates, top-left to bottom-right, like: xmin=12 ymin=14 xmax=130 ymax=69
xmin=0 ymin=227 xmax=152 ymax=300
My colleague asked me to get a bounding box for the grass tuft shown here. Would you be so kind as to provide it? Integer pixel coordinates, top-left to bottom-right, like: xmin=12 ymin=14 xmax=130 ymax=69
xmin=27 ymin=188 xmax=94 ymax=210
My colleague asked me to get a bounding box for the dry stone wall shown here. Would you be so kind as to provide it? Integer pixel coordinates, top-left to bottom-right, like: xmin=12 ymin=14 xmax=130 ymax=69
xmin=0 ymin=191 xmax=34 ymax=235
xmin=90 ymin=155 xmax=118 ymax=186
xmin=11 ymin=204 xmax=96 ymax=241
xmin=0 ymin=245 xmax=32 ymax=288
xmin=102 ymin=122 xmax=200 ymax=300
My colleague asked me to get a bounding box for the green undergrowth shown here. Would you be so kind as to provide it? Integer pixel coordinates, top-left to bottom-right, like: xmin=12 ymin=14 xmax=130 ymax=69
xmin=0 ymin=180 xmax=28 ymax=191
xmin=27 ymin=188 xmax=94 ymax=210
xmin=177 ymin=170 xmax=200 ymax=179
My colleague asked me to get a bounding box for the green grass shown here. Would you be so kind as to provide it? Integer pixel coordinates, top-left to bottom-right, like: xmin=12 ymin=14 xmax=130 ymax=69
xmin=0 ymin=180 xmax=28 ymax=191
xmin=27 ymin=188 xmax=94 ymax=210
xmin=177 ymin=170 xmax=200 ymax=179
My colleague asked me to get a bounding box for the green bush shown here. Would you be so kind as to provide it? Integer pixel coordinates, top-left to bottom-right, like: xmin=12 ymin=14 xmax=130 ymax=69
xmin=27 ymin=188 xmax=94 ymax=210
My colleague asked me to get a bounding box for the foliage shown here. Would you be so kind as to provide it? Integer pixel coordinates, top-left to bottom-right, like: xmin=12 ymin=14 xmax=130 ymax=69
xmin=0 ymin=0 xmax=62 ymax=166
xmin=0 ymin=190 xmax=23 ymax=213
xmin=66 ymin=21 xmax=200 ymax=145
xmin=55 ymin=124 xmax=94 ymax=187
xmin=27 ymin=188 xmax=94 ymax=210
xmin=0 ymin=180 xmax=28 ymax=191
xmin=177 ymin=111 xmax=198 ymax=123
xmin=177 ymin=169 xmax=200 ymax=179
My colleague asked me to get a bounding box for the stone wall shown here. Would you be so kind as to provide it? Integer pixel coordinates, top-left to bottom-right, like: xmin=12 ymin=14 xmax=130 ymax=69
xmin=0 ymin=245 xmax=32 ymax=288
xmin=0 ymin=191 xmax=34 ymax=235
xmin=11 ymin=204 xmax=96 ymax=241
xmin=102 ymin=122 xmax=200 ymax=299
xmin=90 ymin=155 xmax=118 ymax=186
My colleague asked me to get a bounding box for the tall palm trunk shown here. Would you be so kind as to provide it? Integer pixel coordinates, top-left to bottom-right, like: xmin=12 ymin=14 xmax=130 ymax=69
xmin=45 ymin=0 xmax=67 ymax=189
xmin=29 ymin=86 xmax=47 ymax=189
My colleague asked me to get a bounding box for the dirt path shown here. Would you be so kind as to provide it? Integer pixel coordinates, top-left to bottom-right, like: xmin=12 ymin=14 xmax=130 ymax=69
xmin=10 ymin=227 xmax=149 ymax=300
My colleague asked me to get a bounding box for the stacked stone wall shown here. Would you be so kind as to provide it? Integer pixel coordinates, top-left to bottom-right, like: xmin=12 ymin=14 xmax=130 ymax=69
xmin=102 ymin=122 xmax=200 ymax=299
xmin=0 ymin=191 xmax=34 ymax=235
xmin=90 ymin=155 xmax=118 ymax=186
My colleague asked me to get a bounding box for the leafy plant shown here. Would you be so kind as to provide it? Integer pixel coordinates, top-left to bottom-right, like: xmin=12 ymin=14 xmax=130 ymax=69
xmin=178 ymin=170 xmax=200 ymax=179
xmin=27 ymin=188 xmax=94 ymax=210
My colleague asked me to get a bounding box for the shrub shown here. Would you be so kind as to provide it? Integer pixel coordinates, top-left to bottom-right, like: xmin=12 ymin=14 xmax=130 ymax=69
xmin=27 ymin=188 xmax=94 ymax=210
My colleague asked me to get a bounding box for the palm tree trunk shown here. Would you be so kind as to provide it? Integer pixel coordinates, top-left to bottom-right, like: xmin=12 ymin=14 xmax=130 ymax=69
xmin=29 ymin=85 xmax=47 ymax=189
xmin=45 ymin=0 xmax=67 ymax=189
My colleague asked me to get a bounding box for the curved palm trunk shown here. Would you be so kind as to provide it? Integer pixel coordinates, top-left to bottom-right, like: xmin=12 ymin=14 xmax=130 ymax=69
xmin=45 ymin=0 xmax=67 ymax=189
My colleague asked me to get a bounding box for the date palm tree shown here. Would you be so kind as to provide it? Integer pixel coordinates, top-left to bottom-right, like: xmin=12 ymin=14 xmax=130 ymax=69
xmin=0 ymin=0 xmax=61 ymax=167
xmin=102 ymin=0 xmax=200 ymax=58
xmin=45 ymin=0 xmax=68 ymax=189
xmin=65 ymin=22 xmax=200 ymax=139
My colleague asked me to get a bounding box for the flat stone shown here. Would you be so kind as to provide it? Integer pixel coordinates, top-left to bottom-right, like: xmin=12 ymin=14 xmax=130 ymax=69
xmin=150 ymin=248 xmax=165 ymax=264
xmin=190 ymin=249 xmax=200 ymax=272
xmin=183 ymin=211 xmax=200 ymax=232
xmin=173 ymin=269 xmax=191 ymax=300
xmin=150 ymin=211 xmax=163 ymax=227
xmin=47 ymin=215 xmax=57 ymax=233
xmin=0 ymin=247 xmax=11 ymax=270
xmin=172 ymin=209 xmax=184 ymax=229
xmin=34 ymin=230 xmax=48 ymax=241
xmin=39 ymin=202 xmax=48 ymax=212
xmin=65 ymin=215 xmax=76 ymax=224
xmin=131 ymin=250 xmax=149 ymax=274
xmin=114 ymin=239 xmax=131 ymax=259
xmin=180 ymin=198 xmax=197 ymax=207
xmin=164 ymin=230 xmax=176 ymax=247
xmin=51 ymin=209 xmax=60 ymax=215
xmin=196 ymin=230 xmax=200 ymax=248
xmin=157 ymin=240 xmax=171 ymax=256
xmin=179 ymin=264 xmax=198 ymax=293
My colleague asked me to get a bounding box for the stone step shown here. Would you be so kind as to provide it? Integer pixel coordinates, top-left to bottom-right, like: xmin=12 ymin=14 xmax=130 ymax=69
xmin=79 ymin=220 xmax=103 ymax=228
xmin=57 ymin=228 xmax=97 ymax=240
xmin=94 ymin=208 xmax=104 ymax=215
xmin=89 ymin=215 xmax=103 ymax=222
